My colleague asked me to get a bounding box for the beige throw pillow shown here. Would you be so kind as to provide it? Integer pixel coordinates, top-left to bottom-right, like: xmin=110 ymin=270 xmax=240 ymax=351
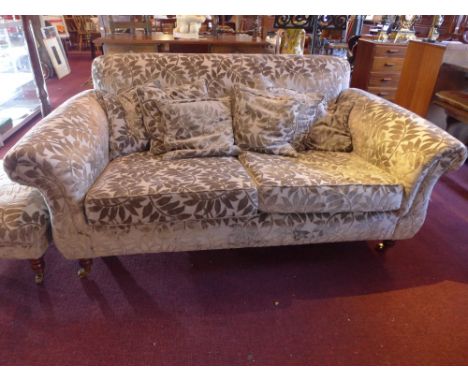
xmin=233 ymin=86 xmax=323 ymax=157
xmin=101 ymin=88 xmax=149 ymax=160
xmin=137 ymin=81 xmax=209 ymax=155
xmin=155 ymin=97 xmax=240 ymax=160
xmin=267 ymin=87 xmax=325 ymax=151
xmin=305 ymin=92 xmax=355 ymax=152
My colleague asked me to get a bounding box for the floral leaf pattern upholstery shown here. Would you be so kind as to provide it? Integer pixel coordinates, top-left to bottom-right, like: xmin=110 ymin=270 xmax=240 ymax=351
xmin=3 ymin=90 xmax=109 ymax=257
xmin=232 ymin=85 xmax=300 ymax=156
xmin=85 ymin=210 xmax=400 ymax=257
xmin=306 ymin=90 xmax=355 ymax=152
xmin=85 ymin=153 xmax=258 ymax=225
xmin=260 ymin=87 xmax=325 ymax=151
xmin=137 ymin=81 xmax=208 ymax=155
xmin=100 ymin=88 xmax=148 ymax=159
xmin=346 ymin=88 xmax=467 ymax=215
xmin=239 ymin=151 xmax=403 ymax=214
xmin=0 ymin=162 xmax=50 ymax=259
xmin=156 ymin=97 xmax=240 ymax=160
xmin=92 ymin=54 xmax=351 ymax=101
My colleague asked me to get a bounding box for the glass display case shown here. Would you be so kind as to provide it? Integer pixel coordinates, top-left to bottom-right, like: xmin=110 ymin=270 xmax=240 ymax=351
xmin=0 ymin=15 xmax=41 ymax=146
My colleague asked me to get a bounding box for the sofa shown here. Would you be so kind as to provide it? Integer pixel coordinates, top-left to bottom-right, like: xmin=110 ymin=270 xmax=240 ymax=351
xmin=4 ymin=53 xmax=467 ymax=275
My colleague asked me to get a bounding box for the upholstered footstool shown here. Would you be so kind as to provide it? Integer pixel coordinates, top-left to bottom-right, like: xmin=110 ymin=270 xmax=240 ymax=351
xmin=0 ymin=161 xmax=50 ymax=284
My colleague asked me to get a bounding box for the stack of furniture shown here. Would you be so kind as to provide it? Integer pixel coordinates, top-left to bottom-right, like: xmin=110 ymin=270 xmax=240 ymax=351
xmin=351 ymin=39 xmax=408 ymax=102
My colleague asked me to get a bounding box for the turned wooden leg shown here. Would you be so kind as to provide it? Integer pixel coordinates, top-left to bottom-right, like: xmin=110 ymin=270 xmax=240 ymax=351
xmin=376 ymin=240 xmax=396 ymax=252
xmin=30 ymin=257 xmax=45 ymax=285
xmin=78 ymin=259 xmax=93 ymax=279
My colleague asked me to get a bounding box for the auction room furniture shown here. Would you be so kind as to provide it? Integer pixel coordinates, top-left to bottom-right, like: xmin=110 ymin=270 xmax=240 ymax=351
xmin=0 ymin=161 xmax=50 ymax=284
xmin=350 ymin=39 xmax=408 ymax=102
xmin=4 ymin=53 xmax=466 ymax=277
xmin=433 ymin=90 xmax=468 ymax=131
xmin=93 ymin=34 xmax=275 ymax=54
xmin=108 ymin=16 xmax=151 ymax=36
xmin=395 ymin=40 xmax=468 ymax=117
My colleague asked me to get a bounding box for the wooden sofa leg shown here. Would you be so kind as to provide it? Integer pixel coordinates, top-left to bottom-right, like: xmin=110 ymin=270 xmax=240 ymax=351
xmin=30 ymin=257 xmax=45 ymax=285
xmin=78 ymin=259 xmax=93 ymax=279
xmin=376 ymin=240 xmax=396 ymax=252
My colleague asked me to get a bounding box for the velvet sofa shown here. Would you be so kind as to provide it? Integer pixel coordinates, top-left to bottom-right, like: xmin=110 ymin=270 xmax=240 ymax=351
xmin=4 ymin=53 xmax=467 ymax=276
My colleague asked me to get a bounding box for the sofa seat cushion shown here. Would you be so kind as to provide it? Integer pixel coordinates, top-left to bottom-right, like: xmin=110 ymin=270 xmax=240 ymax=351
xmin=85 ymin=153 xmax=258 ymax=226
xmin=239 ymin=151 xmax=403 ymax=214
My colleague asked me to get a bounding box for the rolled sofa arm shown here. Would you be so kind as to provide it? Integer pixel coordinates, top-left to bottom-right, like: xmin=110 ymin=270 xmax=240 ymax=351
xmin=3 ymin=90 xmax=109 ymax=256
xmin=342 ymin=88 xmax=467 ymax=238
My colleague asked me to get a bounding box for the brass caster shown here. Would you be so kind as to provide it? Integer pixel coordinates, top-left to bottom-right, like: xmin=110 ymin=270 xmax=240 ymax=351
xmin=376 ymin=240 xmax=396 ymax=252
xmin=77 ymin=259 xmax=93 ymax=279
xmin=30 ymin=258 xmax=45 ymax=285
xmin=77 ymin=268 xmax=89 ymax=279
xmin=35 ymin=273 xmax=44 ymax=285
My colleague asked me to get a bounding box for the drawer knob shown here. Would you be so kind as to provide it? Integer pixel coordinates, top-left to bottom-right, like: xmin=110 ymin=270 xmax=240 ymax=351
xmin=381 ymin=77 xmax=392 ymax=82
xmin=386 ymin=49 xmax=399 ymax=53
xmin=384 ymin=62 xmax=396 ymax=67
xmin=378 ymin=92 xmax=388 ymax=96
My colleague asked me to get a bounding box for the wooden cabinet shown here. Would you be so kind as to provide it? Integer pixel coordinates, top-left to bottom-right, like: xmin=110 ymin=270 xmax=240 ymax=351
xmin=351 ymin=39 xmax=408 ymax=102
xmin=395 ymin=40 xmax=448 ymax=117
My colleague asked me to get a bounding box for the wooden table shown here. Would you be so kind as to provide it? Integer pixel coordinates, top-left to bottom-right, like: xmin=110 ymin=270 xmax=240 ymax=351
xmin=93 ymin=34 xmax=275 ymax=55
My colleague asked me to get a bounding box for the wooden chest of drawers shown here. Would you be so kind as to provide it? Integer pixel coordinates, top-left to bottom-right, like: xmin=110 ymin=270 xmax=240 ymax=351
xmin=350 ymin=39 xmax=408 ymax=102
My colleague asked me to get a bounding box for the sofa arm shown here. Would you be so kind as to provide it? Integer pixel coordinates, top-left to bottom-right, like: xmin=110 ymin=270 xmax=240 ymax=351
xmin=344 ymin=88 xmax=467 ymax=215
xmin=3 ymin=90 xmax=109 ymax=253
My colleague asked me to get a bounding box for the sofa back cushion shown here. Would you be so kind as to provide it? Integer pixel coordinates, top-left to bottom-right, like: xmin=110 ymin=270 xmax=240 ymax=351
xmin=92 ymin=53 xmax=350 ymax=102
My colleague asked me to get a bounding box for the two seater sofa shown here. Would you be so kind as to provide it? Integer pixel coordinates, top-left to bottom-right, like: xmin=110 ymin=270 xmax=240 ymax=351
xmin=4 ymin=53 xmax=467 ymax=276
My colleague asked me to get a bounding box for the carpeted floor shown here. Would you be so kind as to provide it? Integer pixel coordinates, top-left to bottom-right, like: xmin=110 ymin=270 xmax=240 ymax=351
xmin=0 ymin=51 xmax=467 ymax=366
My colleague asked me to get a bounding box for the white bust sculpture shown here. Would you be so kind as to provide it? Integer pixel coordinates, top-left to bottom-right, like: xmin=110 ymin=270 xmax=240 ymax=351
xmin=173 ymin=15 xmax=206 ymax=38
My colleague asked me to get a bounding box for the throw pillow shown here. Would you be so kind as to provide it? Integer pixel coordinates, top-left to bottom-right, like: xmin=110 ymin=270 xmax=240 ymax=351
xmin=101 ymin=88 xmax=149 ymax=160
xmin=305 ymin=92 xmax=355 ymax=152
xmin=233 ymin=85 xmax=316 ymax=157
xmin=137 ymin=81 xmax=209 ymax=155
xmin=266 ymin=87 xmax=325 ymax=151
xmin=156 ymin=97 xmax=240 ymax=160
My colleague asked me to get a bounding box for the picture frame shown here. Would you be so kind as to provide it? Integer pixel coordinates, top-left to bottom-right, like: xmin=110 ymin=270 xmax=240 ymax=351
xmin=41 ymin=15 xmax=70 ymax=38
xmin=41 ymin=26 xmax=71 ymax=79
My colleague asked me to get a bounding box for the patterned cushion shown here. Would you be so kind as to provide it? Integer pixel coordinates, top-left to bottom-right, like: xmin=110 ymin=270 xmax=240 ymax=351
xmin=137 ymin=81 xmax=208 ymax=155
xmin=266 ymin=87 xmax=325 ymax=151
xmin=100 ymin=88 xmax=149 ymax=160
xmin=232 ymin=85 xmax=301 ymax=157
xmin=156 ymin=97 xmax=240 ymax=160
xmin=239 ymin=151 xmax=403 ymax=214
xmin=305 ymin=90 xmax=355 ymax=152
xmin=85 ymin=153 xmax=258 ymax=226
xmin=0 ymin=162 xmax=49 ymax=259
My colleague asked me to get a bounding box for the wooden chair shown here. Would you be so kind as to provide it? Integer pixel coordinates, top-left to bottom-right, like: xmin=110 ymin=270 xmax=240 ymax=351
xmin=108 ymin=16 xmax=151 ymax=35
xmin=72 ymin=16 xmax=96 ymax=51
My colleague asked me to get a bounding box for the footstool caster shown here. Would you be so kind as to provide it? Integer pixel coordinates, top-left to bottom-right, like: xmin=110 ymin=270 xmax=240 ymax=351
xmin=78 ymin=259 xmax=93 ymax=279
xmin=0 ymin=160 xmax=50 ymax=284
xmin=30 ymin=257 xmax=45 ymax=285
xmin=376 ymin=240 xmax=396 ymax=252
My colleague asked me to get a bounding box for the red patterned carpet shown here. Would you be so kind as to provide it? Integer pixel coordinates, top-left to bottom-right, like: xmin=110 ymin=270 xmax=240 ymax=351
xmin=0 ymin=52 xmax=467 ymax=365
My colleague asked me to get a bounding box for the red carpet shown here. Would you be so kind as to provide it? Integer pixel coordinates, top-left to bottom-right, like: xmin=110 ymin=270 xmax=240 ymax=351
xmin=0 ymin=52 xmax=467 ymax=365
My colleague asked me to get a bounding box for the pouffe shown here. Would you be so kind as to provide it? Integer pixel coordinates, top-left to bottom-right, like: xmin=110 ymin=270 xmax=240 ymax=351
xmin=0 ymin=160 xmax=50 ymax=284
